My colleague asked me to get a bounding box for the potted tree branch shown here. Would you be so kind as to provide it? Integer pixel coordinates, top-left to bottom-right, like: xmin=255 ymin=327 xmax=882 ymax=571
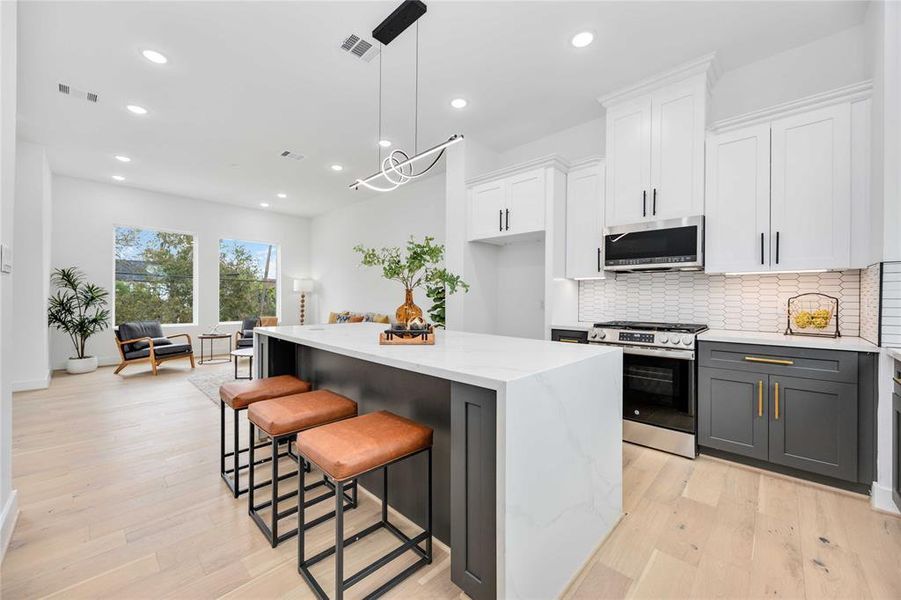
xmin=47 ymin=267 xmax=111 ymax=374
xmin=354 ymin=236 xmax=468 ymax=325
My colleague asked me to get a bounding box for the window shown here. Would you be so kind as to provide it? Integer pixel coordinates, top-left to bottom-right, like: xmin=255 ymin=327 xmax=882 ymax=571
xmin=219 ymin=239 xmax=278 ymax=322
xmin=114 ymin=227 xmax=195 ymax=325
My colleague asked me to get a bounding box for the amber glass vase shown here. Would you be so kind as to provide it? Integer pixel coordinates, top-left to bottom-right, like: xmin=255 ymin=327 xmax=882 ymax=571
xmin=395 ymin=288 xmax=423 ymax=324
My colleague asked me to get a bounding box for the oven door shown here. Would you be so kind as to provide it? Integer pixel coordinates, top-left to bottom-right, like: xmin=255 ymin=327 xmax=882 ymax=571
xmin=621 ymin=346 xmax=696 ymax=434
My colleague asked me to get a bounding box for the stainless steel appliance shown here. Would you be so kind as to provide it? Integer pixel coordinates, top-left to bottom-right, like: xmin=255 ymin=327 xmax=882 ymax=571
xmin=604 ymin=216 xmax=704 ymax=272
xmin=588 ymin=320 xmax=708 ymax=458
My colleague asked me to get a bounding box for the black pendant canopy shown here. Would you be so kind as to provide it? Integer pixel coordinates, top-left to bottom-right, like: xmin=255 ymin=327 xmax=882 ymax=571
xmin=372 ymin=0 xmax=427 ymax=45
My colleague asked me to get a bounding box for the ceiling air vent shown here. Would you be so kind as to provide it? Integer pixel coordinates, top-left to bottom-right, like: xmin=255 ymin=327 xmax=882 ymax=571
xmin=280 ymin=150 xmax=304 ymax=161
xmin=58 ymin=82 xmax=99 ymax=103
xmin=339 ymin=33 xmax=380 ymax=62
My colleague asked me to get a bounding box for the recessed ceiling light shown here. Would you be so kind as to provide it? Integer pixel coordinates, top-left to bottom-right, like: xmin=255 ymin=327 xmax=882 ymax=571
xmin=112 ymin=175 xmax=125 ymax=181
xmin=330 ymin=164 xmax=344 ymax=172
xmin=276 ymin=193 xmax=287 ymax=199
xmin=450 ymin=98 xmax=467 ymax=109
xmin=259 ymin=202 xmax=270 ymax=208
xmin=126 ymin=104 xmax=148 ymax=115
xmin=114 ymin=155 xmax=131 ymax=163
xmin=571 ymin=31 xmax=595 ymax=48
xmin=378 ymin=139 xmax=392 ymax=148
xmin=141 ymin=49 xmax=168 ymax=64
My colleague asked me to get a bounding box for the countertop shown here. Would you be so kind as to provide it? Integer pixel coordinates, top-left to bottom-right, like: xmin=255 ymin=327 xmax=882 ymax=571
xmin=256 ymin=323 xmax=618 ymax=390
xmin=698 ymin=329 xmax=879 ymax=353
xmin=550 ymin=322 xmax=594 ymax=332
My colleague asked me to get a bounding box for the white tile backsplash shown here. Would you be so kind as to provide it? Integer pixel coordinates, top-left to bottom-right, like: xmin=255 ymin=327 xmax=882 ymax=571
xmin=860 ymin=263 xmax=881 ymax=345
xmin=882 ymin=261 xmax=901 ymax=347
xmin=579 ymin=270 xmax=861 ymax=336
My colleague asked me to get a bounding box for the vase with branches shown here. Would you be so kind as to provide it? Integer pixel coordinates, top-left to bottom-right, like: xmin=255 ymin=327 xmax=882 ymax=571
xmin=47 ymin=267 xmax=111 ymax=374
xmin=354 ymin=236 xmax=468 ymax=325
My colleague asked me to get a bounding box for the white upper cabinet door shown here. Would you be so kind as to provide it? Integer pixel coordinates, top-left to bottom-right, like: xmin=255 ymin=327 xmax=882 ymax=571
xmin=506 ymin=168 xmax=546 ymax=235
xmin=771 ymin=103 xmax=851 ymax=271
xmin=605 ymin=98 xmax=651 ymax=226
xmin=650 ymin=82 xmax=706 ymax=220
xmin=566 ymin=162 xmax=605 ymax=279
xmin=469 ymin=179 xmax=507 ymax=240
xmin=704 ymin=125 xmax=772 ymax=273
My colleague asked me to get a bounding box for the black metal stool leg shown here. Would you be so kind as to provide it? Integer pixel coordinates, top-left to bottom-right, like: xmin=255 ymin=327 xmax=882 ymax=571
xmin=335 ymin=480 xmax=345 ymax=600
xmin=248 ymin=421 xmax=256 ymax=514
xmin=233 ymin=407 xmax=240 ymax=497
xmin=427 ymin=447 xmax=433 ymax=562
xmin=271 ymin=434 xmax=279 ymax=547
xmin=219 ymin=400 xmax=226 ymax=483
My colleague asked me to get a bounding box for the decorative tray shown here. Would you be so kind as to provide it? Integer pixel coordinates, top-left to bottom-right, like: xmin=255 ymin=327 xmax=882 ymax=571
xmin=379 ymin=325 xmax=435 ymax=345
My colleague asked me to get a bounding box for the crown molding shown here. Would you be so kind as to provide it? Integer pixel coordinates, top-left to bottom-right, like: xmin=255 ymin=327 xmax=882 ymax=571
xmin=567 ymin=155 xmax=605 ymax=171
xmin=597 ymin=52 xmax=719 ymax=108
xmin=466 ymin=154 xmax=571 ymax=186
xmin=709 ymin=80 xmax=873 ymax=133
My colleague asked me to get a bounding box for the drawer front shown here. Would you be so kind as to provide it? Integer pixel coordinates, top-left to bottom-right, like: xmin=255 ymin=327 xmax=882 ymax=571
xmin=698 ymin=341 xmax=858 ymax=383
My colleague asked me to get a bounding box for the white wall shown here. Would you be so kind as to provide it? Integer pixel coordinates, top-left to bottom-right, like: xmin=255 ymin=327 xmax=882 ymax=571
xmin=495 ymin=241 xmax=544 ymax=339
xmin=0 ymin=0 xmax=17 ymax=562
xmin=310 ymin=174 xmax=446 ymax=323
xmin=712 ymin=24 xmax=868 ymax=122
xmin=12 ymin=141 xmax=51 ymax=391
xmin=50 ymin=175 xmax=312 ymax=369
xmin=496 ymin=118 xmax=604 ymax=168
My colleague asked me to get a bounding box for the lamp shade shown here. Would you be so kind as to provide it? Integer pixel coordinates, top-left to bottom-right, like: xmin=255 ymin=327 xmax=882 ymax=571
xmin=293 ymin=278 xmax=315 ymax=293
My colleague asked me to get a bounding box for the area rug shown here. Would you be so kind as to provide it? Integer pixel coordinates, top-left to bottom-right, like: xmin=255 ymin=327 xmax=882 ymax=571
xmin=187 ymin=362 xmax=234 ymax=405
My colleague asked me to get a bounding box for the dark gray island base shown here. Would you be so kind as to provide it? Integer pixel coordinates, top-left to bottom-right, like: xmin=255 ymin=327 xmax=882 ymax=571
xmin=260 ymin=334 xmax=497 ymax=599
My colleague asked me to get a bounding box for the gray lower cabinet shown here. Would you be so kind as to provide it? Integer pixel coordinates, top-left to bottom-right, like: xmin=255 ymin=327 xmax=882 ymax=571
xmin=768 ymin=375 xmax=857 ymax=481
xmin=893 ymin=360 xmax=901 ymax=511
xmin=698 ymin=368 xmax=768 ymax=460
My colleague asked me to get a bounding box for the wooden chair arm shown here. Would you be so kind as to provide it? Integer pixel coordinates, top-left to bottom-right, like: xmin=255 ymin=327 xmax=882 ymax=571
xmin=167 ymin=333 xmax=192 ymax=345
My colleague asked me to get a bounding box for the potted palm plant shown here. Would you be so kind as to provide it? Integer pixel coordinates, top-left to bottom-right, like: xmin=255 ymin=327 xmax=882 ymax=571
xmin=47 ymin=267 xmax=111 ymax=374
xmin=354 ymin=236 xmax=468 ymax=325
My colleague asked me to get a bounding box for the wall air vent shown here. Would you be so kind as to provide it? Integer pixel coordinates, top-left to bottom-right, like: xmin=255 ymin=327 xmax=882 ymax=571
xmin=57 ymin=82 xmax=99 ymax=103
xmin=339 ymin=33 xmax=380 ymax=62
xmin=280 ymin=150 xmax=304 ymax=161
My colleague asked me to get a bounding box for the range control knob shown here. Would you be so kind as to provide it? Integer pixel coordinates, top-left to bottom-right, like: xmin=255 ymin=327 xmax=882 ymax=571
xmin=681 ymin=335 xmax=693 ymax=346
xmin=658 ymin=334 xmax=669 ymax=344
xmin=589 ymin=331 xmax=598 ymax=339
xmin=596 ymin=331 xmax=607 ymax=340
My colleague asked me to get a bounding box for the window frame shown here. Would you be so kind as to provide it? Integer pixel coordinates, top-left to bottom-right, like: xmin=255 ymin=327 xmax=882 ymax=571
xmin=111 ymin=224 xmax=199 ymax=327
xmin=217 ymin=237 xmax=281 ymax=325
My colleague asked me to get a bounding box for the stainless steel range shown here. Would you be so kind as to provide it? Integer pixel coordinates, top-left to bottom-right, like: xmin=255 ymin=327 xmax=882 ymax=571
xmin=588 ymin=321 xmax=708 ymax=458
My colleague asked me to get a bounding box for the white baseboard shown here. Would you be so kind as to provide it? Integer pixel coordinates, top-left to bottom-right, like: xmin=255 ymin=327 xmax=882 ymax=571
xmin=0 ymin=490 xmax=19 ymax=564
xmin=11 ymin=370 xmax=51 ymax=392
xmin=52 ymin=355 xmax=120 ymax=371
xmin=870 ymin=482 xmax=900 ymax=514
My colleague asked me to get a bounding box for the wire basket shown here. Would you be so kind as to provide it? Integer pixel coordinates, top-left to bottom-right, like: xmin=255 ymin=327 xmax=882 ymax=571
xmin=785 ymin=293 xmax=840 ymax=338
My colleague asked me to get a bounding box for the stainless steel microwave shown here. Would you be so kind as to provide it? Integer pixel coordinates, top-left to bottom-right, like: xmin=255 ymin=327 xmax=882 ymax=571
xmin=604 ymin=216 xmax=704 ymax=272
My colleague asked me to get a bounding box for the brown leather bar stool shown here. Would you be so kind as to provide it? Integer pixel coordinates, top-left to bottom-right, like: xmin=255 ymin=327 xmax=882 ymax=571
xmin=219 ymin=375 xmax=311 ymax=497
xmin=295 ymin=410 xmax=433 ymax=600
xmin=247 ymin=390 xmax=358 ymax=547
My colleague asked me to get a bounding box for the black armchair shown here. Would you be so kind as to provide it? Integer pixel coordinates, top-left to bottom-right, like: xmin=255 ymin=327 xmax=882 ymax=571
xmin=235 ymin=316 xmax=260 ymax=349
xmin=114 ymin=320 xmax=195 ymax=375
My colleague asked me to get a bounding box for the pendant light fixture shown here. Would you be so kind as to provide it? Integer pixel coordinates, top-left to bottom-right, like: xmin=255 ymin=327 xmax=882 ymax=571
xmin=350 ymin=1 xmax=463 ymax=192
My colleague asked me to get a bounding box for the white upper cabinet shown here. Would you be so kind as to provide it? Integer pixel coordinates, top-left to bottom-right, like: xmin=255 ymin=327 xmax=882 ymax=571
xmin=566 ymin=159 xmax=605 ymax=279
xmin=705 ymin=91 xmax=864 ymax=274
xmin=705 ymin=125 xmax=772 ymax=273
xmin=605 ymin=99 xmax=651 ymax=226
xmin=650 ymin=80 xmax=707 ymax=220
xmin=770 ymin=104 xmax=851 ymax=271
xmin=601 ymin=58 xmax=712 ymax=227
xmin=467 ymin=165 xmax=552 ymax=242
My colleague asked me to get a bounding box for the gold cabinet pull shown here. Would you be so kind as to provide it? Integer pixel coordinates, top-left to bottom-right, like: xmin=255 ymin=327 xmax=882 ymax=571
xmin=744 ymin=356 xmax=794 ymax=366
xmin=774 ymin=382 xmax=780 ymax=420
xmin=758 ymin=380 xmax=764 ymax=417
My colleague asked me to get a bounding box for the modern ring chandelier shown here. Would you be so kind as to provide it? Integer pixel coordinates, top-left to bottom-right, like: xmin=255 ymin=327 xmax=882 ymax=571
xmin=350 ymin=1 xmax=463 ymax=193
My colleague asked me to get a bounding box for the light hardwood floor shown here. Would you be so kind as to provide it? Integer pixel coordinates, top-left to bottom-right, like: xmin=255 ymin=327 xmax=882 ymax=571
xmin=3 ymin=365 xmax=900 ymax=599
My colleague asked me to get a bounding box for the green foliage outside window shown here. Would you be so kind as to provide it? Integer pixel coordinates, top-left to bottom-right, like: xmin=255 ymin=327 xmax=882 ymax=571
xmin=219 ymin=239 xmax=278 ymax=322
xmin=114 ymin=227 xmax=194 ymax=325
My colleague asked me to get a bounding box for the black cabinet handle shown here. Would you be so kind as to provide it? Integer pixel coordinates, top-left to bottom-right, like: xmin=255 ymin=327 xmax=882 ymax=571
xmin=760 ymin=233 xmax=765 ymax=265
xmin=597 ymin=247 xmax=601 ymax=272
xmin=776 ymin=231 xmax=780 ymax=264
xmin=642 ymin=190 xmax=647 ymax=217
xmin=505 ymin=208 xmax=510 ymax=231
xmin=499 ymin=209 xmax=503 ymax=232
xmin=652 ymin=188 xmax=657 ymax=216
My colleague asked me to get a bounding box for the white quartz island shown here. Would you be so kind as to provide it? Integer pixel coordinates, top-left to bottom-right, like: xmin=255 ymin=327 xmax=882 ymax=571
xmin=255 ymin=323 xmax=623 ymax=600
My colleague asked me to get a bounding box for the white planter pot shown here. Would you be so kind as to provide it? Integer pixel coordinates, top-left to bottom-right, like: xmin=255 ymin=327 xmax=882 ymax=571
xmin=66 ymin=356 xmax=98 ymax=374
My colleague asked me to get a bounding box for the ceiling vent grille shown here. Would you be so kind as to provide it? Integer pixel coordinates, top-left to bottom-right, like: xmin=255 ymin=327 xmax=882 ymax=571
xmin=280 ymin=150 xmax=304 ymax=161
xmin=339 ymin=34 xmax=380 ymax=62
xmin=58 ymin=82 xmax=99 ymax=103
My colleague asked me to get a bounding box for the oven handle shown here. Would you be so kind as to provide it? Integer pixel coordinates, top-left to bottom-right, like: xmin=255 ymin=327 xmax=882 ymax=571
xmin=591 ymin=343 xmax=695 ymax=360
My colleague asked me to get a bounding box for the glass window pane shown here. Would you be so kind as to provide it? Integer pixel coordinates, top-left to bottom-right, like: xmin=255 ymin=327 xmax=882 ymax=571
xmin=114 ymin=227 xmax=194 ymax=324
xmin=219 ymin=239 xmax=278 ymax=322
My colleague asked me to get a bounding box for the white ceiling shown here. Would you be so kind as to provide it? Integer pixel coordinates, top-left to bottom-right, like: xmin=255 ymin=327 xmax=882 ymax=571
xmin=17 ymin=1 xmax=868 ymax=217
